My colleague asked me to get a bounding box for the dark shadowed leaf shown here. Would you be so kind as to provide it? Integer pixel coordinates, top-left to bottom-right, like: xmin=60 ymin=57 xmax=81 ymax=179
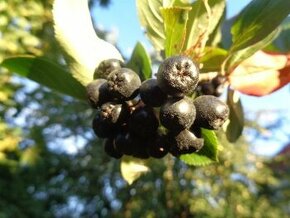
xmin=230 ymin=0 xmax=290 ymax=52
xmin=180 ymin=129 xmax=219 ymax=166
xmin=1 ymin=56 xmax=86 ymax=100
xmin=126 ymin=42 xmax=152 ymax=81
xmin=226 ymin=89 xmax=244 ymax=142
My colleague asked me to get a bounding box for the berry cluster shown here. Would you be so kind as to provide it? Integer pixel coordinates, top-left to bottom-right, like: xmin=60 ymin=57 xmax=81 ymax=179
xmin=197 ymin=75 xmax=227 ymax=97
xmin=86 ymin=56 xmax=229 ymax=159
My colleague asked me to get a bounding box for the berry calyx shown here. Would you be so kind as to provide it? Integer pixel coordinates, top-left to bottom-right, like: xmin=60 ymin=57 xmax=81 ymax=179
xmin=157 ymin=55 xmax=199 ymax=96
xmin=160 ymin=96 xmax=196 ymax=131
xmin=193 ymin=95 xmax=229 ymax=130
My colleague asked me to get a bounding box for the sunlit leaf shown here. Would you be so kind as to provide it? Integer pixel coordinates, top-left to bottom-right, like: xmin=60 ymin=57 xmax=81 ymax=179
xmin=120 ymin=156 xmax=150 ymax=185
xmin=1 ymin=56 xmax=86 ymax=100
xmin=180 ymin=129 xmax=219 ymax=166
xmin=136 ymin=0 xmax=165 ymax=51
xmin=126 ymin=42 xmax=152 ymax=81
xmin=183 ymin=0 xmax=225 ymax=53
xmin=230 ymin=0 xmax=290 ymax=52
xmin=200 ymin=47 xmax=227 ymax=72
xmin=53 ymin=0 xmax=123 ymax=85
xmin=161 ymin=6 xmax=191 ymax=57
xmin=229 ymin=51 xmax=290 ymax=96
xmin=225 ymin=89 xmax=244 ymax=142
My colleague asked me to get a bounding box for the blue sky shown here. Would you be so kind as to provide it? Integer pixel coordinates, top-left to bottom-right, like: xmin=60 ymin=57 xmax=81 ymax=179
xmin=91 ymin=0 xmax=290 ymax=156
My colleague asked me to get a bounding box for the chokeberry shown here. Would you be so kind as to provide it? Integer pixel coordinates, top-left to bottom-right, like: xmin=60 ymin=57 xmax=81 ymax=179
xmin=147 ymin=134 xmax=169 ymax=158
xmin=104 ymin=138 xmax=123 ymax=159
xmin=160 ymin=96 xmax=196 ymax=131
xmin=128 ymin=106 xmax=159 ymax=138
xmin=139 ymin=79 xmax=167 ymax=107
xmin=168 ymin=129 xmax=204 ymax=156
xmin=157 ymin=55 xmax=199 ymax=96
xmin=94 ymin=59 xmax=123 ymax=79
xmin=107 ymin=68 xmax=141 ymax=100
xmin=193 ymin=95 xmax=229 ymax=130
xmin=86 ymin=79 xmax=111 ymax=108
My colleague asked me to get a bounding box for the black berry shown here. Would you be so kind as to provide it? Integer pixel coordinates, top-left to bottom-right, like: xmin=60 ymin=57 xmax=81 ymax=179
xmin=104 ymin=138 xmax=123 ymax=159
xmin=107 ymin=68 xmax=141 ymax=100
xmin=157 ymin=55 xmax=199 ymax=96
xmin=147 ymin=134 xmax=169 ymax=158
xmin=168 ymin=129 xmax=204 ymax=156
xmin=139 ymin=79 xmax=167 ymax=107
xmin=160 ymin=96 xmax=196 ymax=131
xmin=193 ymin=95 xmax=229 ymax=130
xmin=94 ymin=59 xmax=123 ymax=79
xmin=86 ymin=79 xmax=111 ymax=108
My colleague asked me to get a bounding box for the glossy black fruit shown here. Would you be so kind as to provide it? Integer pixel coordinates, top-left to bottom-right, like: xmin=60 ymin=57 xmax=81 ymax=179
xmin=212 ymin=75 xmax=226 ymax=87
xmin=107 ymin=68 xmax=141 ymax=100
xmin=128 ymin=106 xmax=159 ymax=138
xmin=139 ymin=79 xmax=167 ymax=107
xmin=168 ymin=129 xmax=204 ymax=156
xmin=115 ymin=133 xmax=135 ymax=155
xmin=104 ymin=138 xmax=123 ymax=159
xmin=94 ymin=59 xmax=123 ymax=79
xmin=193 ymin=95 xmax=229 ymax=130
xmin=160 ymin=96 xmax=196 ymax=131
xmin=147 ymin=134 xmax=169 ymax=158
xmin=86 ymin=79 xmax=111 ymax=108
xmin=157 ymin=55 xmax=199 ymax=96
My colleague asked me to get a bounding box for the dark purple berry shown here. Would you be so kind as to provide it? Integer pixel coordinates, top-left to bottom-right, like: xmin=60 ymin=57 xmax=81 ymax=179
xmin=157 ymin=55 xmax=199 ymax=96
xmin=147 ymin=134 xmax=169 ymax=158
xmin=168 ymin=129 xmax=204 ymax=156
xmin=199 ymin=81 xmax=215 ymax=95
xmin=107 ymin=68 xmax=141 ymax=100
xmin=115 ymin=133 xmax=135 ymax=155
xmin=128 ymin=106 xmax=159 ymax=138
xmin=94 ymin=59 xmax=123 ymax=79
xmin=160 ymin=96 xmax=196 ymax=131
xmin=139 ymin=79 xmax=167 ymax=107
xmin=104 ymin=138 xmax=123 ymax=159
xmin=86 ymin=79 xmax=111 ymax=108
xmin=212 ymin=75 xmax=226 ymax=88
xmin=193 ymin=95 xmax=229 ymax=130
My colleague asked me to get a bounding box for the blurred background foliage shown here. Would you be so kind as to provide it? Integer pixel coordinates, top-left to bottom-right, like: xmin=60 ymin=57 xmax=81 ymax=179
xmin=0 ymin=0 xmax=289 ymax=217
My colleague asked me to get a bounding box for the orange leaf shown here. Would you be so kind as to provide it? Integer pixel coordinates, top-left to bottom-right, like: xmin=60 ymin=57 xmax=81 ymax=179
xmin=229 ymin=51 xmax=290 ymax=96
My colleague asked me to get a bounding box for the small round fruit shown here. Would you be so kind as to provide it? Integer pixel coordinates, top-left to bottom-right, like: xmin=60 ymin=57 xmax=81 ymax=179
xmin=107 ymin=68 xmax=141 ymax=100
xmin=139 ymin=79 xmax=167 ymax=107
xmin=147 ymin=134 xmax=169 ymax=158
xmin=212 ymin=75 xmax=226 ymax=88
xmin=193 ymin=95 xmax=229 ymax=130
xmin=94 ymin=59 xmax=123 ymax=79
xmin=86 ymin=79 xmax=111 ymax=108
xmin=115 ymin=133 xmax=135 ymax=155
xmin=160 ymin=96 xmax=196 ymax=131
xmin=157 ymin=55 xmax=199 ymax=96
xmin=199 ymin=81 xmax=215 ymax=96
xmin=100 ymin=102 xmax=130 ymax=125
xmin=168 ymin=129 xmax=204 ymax=156
xmin=104 ymin=138 xmax=123 ymax=159
xmin=128 ymin=106 xmax=159 ymax=138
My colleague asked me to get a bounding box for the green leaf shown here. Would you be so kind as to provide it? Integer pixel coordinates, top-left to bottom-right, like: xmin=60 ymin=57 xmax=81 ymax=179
xmin=200 ymin=47 xmax=228 ymax=72
xmin=231 ymin=0 xmax=290 ymax=52
xmin=226 ymin=28 xmax=279 ymax=72
xmin=180 ymin=129 xmax=219 ymax=166
xmin=267 ymin=17 xmax=290 ymax=53
xmin=183 ymin=0 xmax=225 ymax=51
xmin=53 ymin=0 xmax=123 ymax=85
xmin=1 ymin=56 xmax=86 ymax=100
xmin=226 ymin=89 xmax=244 ymax=143
xmin=120 ymin=156 xmax=150 ymax=185
xmin=161 ymin=6 xmax=191 ymax=57
xmin=126 ymin=42 xmax=152 ymax=81
xmin=136 ymin=0 xmax=165 ymax=51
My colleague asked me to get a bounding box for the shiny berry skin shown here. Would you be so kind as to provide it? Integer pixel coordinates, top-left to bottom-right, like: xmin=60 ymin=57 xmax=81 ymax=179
xmin=94 ymin=59 xmax=123 ymax=79
xmin=193 ymin=95 xmax=229 ymax=130
xmin=139 ymin=79 xmax=167 ymax=107
xmin=160 ymin=96 xmax=196 ymax=131
xmin=157 ymin=55 xmax=199 ymax=96
xmin=86 ymin=79 xmax=111 ymax=108
xmin=107 ymin=68 xmax=141 ymax=100
xmin=104 ymin=138 xmax=123 ymax=159
xmin=128 ymin=106 xmax=159 ymax=138
xmin=168 ymin=129 xmax=204 ymax=156
xmin=147 ymin=134 xmax=169 ymax=158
